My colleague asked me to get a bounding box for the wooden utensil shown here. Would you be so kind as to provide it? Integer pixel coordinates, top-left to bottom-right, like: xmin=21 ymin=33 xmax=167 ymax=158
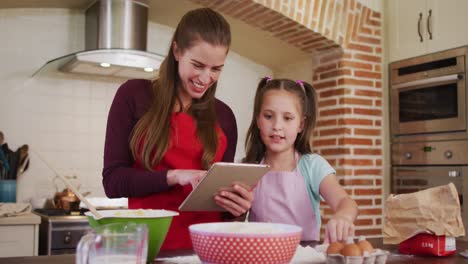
xmin=33 ymin=149 xmax=103 ymax=219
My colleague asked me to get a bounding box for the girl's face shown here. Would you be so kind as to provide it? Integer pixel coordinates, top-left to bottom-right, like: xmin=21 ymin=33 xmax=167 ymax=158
xmin=173 ymin=40 xmax=228 ymax=106
xmin=256 ymin=89 xmax=304 ymax=155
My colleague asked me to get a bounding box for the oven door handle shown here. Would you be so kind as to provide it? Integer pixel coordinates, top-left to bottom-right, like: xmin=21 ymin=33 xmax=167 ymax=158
xmin=393 ymin=74 xmax=463 ymax=89
xmin=394 ymin=168 xmax=429 ymax=172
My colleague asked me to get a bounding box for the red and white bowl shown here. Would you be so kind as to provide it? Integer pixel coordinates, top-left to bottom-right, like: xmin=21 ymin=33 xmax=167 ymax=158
xmin=189 ymin=222 xmax=302 ymax=264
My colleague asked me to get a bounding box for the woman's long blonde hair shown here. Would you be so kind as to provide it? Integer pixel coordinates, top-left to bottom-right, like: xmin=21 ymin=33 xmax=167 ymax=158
xmin=244 ymin=78 xmax=317 ymax=163
xmin=130 ymin=8 xmax=231 ymax=170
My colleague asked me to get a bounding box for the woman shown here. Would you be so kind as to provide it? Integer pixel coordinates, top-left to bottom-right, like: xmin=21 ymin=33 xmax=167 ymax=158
xmin=102 ymin=8 xmax=252 ymax=250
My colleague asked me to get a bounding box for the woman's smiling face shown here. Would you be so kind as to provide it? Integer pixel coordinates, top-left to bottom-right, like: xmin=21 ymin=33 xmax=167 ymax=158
xmin=173 ymin=40 xmax=228 ymax=106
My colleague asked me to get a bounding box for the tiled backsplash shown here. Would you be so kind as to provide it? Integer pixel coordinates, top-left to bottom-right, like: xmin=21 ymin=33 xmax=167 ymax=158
xmin=0 ymin=8 xmax=271 ymax=202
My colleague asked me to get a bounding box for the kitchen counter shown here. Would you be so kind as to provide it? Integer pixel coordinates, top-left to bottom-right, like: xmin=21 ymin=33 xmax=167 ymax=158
xmin=1 ymin=238 xmax=467 ymax=263
xmin=0 ymin=212 xmax=40 ymax=225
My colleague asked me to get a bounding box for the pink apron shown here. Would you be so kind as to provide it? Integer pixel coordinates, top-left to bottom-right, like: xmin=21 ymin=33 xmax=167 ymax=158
xmin=249 ymin=154 xmax=320 ymax=241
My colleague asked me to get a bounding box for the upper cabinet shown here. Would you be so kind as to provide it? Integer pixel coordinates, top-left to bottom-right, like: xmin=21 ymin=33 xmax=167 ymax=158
xmin=387 ymin=0 xmax=468 ymax=62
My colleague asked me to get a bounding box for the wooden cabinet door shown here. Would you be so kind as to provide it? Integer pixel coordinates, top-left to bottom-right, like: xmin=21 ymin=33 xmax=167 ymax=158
xmin=427 ymin=0 xmax=468 ymax=53
xmin=387 ymin=0 xmax=428 ymax=62
xmin=0 ymin=225 xmax=37 ymax=257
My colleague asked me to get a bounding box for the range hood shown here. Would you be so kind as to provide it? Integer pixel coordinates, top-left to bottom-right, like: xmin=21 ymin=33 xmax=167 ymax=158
xmin=34 ymin=0 xmax=164 ymax=79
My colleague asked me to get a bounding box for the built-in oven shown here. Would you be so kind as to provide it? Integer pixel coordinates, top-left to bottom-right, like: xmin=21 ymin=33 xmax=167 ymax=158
xmin=393 ymin=166 xmax=465 ymax=196
xmin=390 ymin=46 xmax=468 ymax=141
xmin=390 ymin=47 xmax=468 ymax=240
xmin=392 ymin=140 xmax=468 ymax=237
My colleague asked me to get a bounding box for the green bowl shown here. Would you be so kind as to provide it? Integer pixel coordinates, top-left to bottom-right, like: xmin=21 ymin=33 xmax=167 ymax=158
xmin=85 ymin=209 xmax=178 ymax=263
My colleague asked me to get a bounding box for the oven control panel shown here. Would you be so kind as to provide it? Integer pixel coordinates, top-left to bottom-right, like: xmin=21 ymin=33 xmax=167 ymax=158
xmin=392 ymin=140 xmax=468 ymax=165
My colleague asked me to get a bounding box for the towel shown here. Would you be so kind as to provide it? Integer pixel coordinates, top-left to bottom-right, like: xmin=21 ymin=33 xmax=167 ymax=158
xmin=0 ymin=203 xmax=32 ymax=217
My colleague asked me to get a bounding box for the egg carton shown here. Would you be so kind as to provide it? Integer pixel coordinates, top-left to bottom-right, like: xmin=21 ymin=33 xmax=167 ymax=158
xmin=326 ymin=249 xmax=389 ymax=264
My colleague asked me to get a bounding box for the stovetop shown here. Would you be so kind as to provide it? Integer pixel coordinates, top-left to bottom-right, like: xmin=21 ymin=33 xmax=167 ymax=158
xmin=34 ymin=208 xmax=89 ymax=216
xmin=34 ymin=208 xmax=90 ymax=223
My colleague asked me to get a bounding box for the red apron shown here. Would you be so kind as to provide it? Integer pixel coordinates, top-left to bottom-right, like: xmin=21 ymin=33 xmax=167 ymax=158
xmin=129 ymin=113 xmax=227 ymax=250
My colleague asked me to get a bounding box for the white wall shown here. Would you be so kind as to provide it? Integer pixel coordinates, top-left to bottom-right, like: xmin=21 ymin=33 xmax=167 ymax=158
xmin=0 ymin=8 xmax=271 ymax=202
xmin=356 ymin=0 xmax=383 ymax=12
xmin=274 ymin=58 xmax=314 ymax=85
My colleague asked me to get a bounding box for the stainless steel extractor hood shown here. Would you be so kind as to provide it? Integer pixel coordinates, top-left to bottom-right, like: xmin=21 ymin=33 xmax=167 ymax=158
xmin=34 ymin=0 xmax=164 ymax=79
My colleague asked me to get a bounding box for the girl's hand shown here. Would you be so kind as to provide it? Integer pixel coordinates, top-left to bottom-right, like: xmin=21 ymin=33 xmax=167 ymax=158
xmin=324 ymin=215 xmax=355 ymax=243
xmin=167 ymin=169 xmax=206 ymax=188
xmin=214 ymin=183 xmax=253 ymax=217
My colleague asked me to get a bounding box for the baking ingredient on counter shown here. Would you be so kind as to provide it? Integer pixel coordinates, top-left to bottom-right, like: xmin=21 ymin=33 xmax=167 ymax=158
xmin=357 ymin=235 xmax=375 ymax=253
xmin=291 ymin=245 xmax=326 ymax=263
xmin=383 ymin=183 xmax=465 ymax=245
xmin=90 ymin=209 xmax=178 ymax=218
xmin=341 ymin=237 xmax=362 ymax=257
xmin=324 ymin=237 xmax=389 ymax=264
xmin=399 ymin=233 xmax=457 ymax=257
xmin=326 ymin=241 xmax=345 ymax=254
xmin=202 ymin=221 xmax=280 ymax=234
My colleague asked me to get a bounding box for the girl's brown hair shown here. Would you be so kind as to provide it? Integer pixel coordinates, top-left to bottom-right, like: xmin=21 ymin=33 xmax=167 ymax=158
xmin=130 ymin=8 xmax=231 ymax=170
xmin=244 ymin=78 xmax=317 ymax=163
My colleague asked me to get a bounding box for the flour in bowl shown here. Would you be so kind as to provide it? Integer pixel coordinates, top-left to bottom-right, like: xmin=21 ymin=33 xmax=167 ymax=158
xmin=210 ymin=223 xmax=282 ymax=234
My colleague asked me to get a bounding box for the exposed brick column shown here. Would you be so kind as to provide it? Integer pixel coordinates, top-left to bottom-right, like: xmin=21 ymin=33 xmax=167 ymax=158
xmin=313 ymin=5 xmax=383 ymax=238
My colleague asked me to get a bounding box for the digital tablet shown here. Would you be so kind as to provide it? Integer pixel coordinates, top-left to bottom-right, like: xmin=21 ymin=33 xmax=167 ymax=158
xmin=178 ymin=162 xmax=270 ymax=212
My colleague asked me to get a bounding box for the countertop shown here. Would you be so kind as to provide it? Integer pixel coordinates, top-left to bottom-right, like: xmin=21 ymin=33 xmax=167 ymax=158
xmin=0 ymin=238 xmax=467 ymax=263
xmin=0 ymin=212 xmax=40 ymax=225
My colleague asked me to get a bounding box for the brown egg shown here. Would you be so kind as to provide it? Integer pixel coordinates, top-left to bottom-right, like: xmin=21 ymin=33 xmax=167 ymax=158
xmin=341 ymin=237 xmax=362 ymax=257
xmin=357 ymin=236 xmax=374 ymax=253
xmin=326 ymin=242 xmax=344 ymax=254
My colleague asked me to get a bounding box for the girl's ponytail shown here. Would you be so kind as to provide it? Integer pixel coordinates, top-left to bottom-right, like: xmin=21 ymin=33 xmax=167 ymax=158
xmin=301 ymin=81 xmax=317 ymax=130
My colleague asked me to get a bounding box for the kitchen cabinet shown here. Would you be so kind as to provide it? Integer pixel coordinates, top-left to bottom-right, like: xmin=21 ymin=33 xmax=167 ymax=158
xmin=387 ymin=0 xmax=468 ymax=62
xmin=0 ymin=213 xmax=40 ymax=257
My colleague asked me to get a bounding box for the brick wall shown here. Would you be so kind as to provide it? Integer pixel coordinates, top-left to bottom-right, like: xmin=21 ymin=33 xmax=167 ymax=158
xmin=190 ymin=0 xmax=383 ymax=238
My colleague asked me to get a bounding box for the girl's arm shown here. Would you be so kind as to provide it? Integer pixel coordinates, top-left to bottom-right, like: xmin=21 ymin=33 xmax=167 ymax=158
xmin=320 ymin=173 xmax=359 ymax=243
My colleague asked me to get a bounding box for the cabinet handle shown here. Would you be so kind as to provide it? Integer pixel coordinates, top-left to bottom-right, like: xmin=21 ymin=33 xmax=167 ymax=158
xmin=427 ymin=9 xmax=433 ymax=40
xmin=418 ymin=12 xmax=423 ymax=42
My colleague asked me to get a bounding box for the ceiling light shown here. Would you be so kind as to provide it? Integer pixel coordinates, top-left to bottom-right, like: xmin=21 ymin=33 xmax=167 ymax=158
xmin=100 ymin=62 xmax=111 ymax=68
xmin=144 ymin=67 xmax=154 ymax=72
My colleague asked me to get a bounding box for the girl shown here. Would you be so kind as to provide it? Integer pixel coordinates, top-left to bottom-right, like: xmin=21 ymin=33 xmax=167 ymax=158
xmin=245 ymin=77 xmax=358 ymax=243
xmin=103 ymin=8 xmax=253 ymax=250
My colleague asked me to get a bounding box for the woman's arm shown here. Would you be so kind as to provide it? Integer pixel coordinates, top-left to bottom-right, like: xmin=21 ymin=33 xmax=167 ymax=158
xmin=216 ymin=99 xmax=237 ymax=163
xmin=320 ymin=173 xmax=359 ymax=243
xmin=102 ymin=80 xmax=171 ymax=198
